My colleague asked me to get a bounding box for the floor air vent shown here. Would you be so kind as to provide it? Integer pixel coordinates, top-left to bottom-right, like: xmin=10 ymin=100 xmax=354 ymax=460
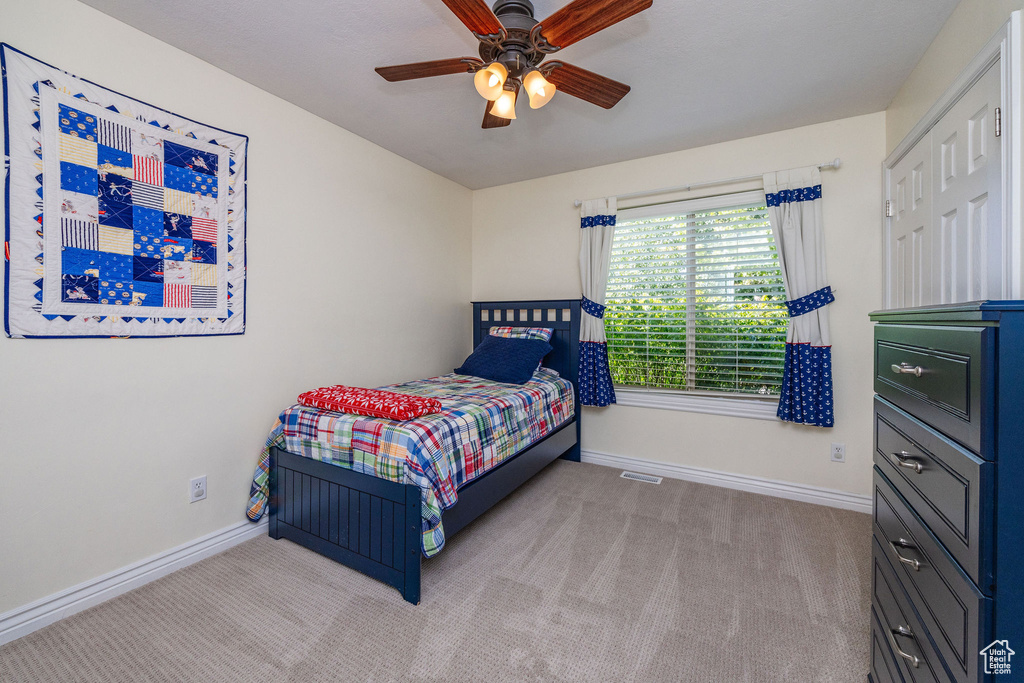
xmin=620 ymin=471 xmax=662 ymax=484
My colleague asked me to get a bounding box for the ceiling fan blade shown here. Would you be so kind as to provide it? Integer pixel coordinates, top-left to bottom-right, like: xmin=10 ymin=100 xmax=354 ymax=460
xmin=536 ymin=0 xmax=652 ymax=50
xmin=544 ymin=61 xmax=631 ymax=109
xmin=375 ymin=58 xmax=479 ymax=82
xmin=482 ymin=99 xmax=512 ymax=129
xmin=440 ymin=0 xmax=505 ymax=36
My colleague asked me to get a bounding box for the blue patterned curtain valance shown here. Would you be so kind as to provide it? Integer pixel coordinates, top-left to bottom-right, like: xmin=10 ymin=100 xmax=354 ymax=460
xmin=581 ymin=214 xmax=616 ymax=228
xmin=581 ymin=296 xmax=606 ymax=319
xmin=785 ymin=286 xmax=834 ymax=317
xmin=766 ymin=184 xmax=822 ymax=207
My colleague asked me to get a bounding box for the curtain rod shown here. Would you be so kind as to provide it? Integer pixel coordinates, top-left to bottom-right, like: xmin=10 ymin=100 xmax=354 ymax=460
xmin=572 ymin=158 xmax=842 ymax=208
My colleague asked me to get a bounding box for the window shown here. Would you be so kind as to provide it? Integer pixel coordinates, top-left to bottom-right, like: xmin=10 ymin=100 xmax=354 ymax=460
xmin=605 ymin=190 xmax=787 ymax=405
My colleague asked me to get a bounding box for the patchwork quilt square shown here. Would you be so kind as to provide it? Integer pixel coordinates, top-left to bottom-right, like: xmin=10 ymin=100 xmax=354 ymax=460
xmin=96 ymin=279 xmax=134 ymax=307
xmin=131 ymin=280 xmax=163 ymax=307
xmin=191 ymin=240 xmax=216 ymax=265
xmin=164 ymin=283 xmax=191 ymax=308
xmin=191 ymin=285 xmax=217 ymax=308
xmin=191 ymin=262 xmax=217 ymax=286
xmin=59 ymin=133 xmax=97 ymax=168
xmin=98 ymin=174 xmax=133 ymax=204
xmin=131 ymin=129 xmax=164 ymax=162
xmin=191 ymin=217 xmax=217 ymax=242
xmin=133 ymin=256 xmax=164 ymax=283
xmin=133 ymin=155 xmax=163 ymax=185
xmin=60 ymin=162 xmax=98 ymax=195
xmin=61 ymin=218 xmax=99 ymax=250
xmin=164 ymin=260 xmax=191 ymax=283
xmin=164 ymin=212 xmax=191 ymax=239
xmin=61 ymin=274 xmax=99 ymax=303
xmin=164 ymin=163 xmax=217 ymax=198
xmin=132 ymin=205 xmax=163 ymax=236
xmin=58 ymin=103 xmax=97 ymax=141
xmin=160 ymin=237 xmax=192 ymax=261
xmin=97 ymin=118 xmax=132 ymax=153
xmin=59 ymin=190 xmax=99 ymax=223
xmin=163 ymin=188 xmax=194 ymax=215
xmin=4 ymin=45 xmax=246 ymax=337
xmin=131 ymin=180 xmax=164 ymax=211
xmin=97 ymin=144 xmax=133 ymax=178
xmin=97 ymin=225 xmax=134 ymax=255
xmin=165 ymin=140 xmax=218 ymax=175
xmin=98 ymin=197 xmax=133 ymax=230
xmin=192 ymin=195 xmax=217 ymax=220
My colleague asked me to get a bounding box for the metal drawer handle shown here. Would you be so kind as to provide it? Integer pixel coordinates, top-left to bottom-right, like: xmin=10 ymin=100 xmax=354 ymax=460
xmin=888 ymin=538 xmax=922 ymax=571
xmin=891 ymin=363 xmax=924 ymax=377
xmin=888 ymin=625 xmax=921 ymax=668
xmin=892 ymin=450 xmax=924 ymax=474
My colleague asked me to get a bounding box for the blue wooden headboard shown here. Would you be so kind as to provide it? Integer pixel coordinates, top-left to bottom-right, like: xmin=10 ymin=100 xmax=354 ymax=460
xmin=471 ymin=300 xmax=581 ymax=392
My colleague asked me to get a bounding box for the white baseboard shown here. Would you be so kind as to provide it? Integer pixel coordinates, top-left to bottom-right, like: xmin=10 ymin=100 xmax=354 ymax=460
xmin=581 ymin=449 xmax=872 ymax=514
xmin=0 ymin=517 xmax=268 ymax=647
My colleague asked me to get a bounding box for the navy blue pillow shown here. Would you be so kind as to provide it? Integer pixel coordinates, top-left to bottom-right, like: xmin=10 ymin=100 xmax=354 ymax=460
xmin=455 ymin=335 xmax=552 ymax=385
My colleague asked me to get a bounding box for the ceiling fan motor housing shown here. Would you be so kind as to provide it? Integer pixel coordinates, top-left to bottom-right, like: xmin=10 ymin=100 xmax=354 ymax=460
xmin=481 ymin=0 xmax=544 ymax=80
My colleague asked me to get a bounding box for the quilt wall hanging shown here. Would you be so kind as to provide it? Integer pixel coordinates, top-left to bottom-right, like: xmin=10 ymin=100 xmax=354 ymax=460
xmin=2 ymin=44 xmax=247 ymax=338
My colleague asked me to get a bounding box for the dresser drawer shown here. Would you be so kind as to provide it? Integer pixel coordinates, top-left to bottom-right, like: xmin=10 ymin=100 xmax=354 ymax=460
xmin=873 ymin=470 xmax=990 ymax=683
xmin=872 ymin=606 xmax=908 ymax=683
xmin=874 ymin=325 xmax=992 ymax=454
xmin=874 ymin=398 xmax=993 ymax=589
xmin=871 ymin=535 xmax=953 ymax=683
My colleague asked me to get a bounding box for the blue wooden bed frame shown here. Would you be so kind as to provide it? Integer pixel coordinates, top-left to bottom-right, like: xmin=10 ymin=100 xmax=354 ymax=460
xmin=267 ymin=299 xmax=582 ymax=604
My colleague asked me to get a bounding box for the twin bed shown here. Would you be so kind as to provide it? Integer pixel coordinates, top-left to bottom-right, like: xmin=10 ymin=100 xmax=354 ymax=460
xmin=249 ymin=300 xmax=582 ymax=603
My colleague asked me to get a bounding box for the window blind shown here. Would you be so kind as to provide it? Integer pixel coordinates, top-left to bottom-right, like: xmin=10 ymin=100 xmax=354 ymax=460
xmin=605 ymin=191 xmax=788 ymax=395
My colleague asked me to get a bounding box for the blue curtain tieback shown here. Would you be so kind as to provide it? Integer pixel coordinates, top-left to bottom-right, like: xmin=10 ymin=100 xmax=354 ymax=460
xmin=581 ymin=296 xmax=606 ymax=319
xmin=785 ymin=286 xmax=834 ymax=317
xmin=580 ymin=214 xmax=616 ymax=228
xmin=766 ymin=184 xmax=822 ymax=207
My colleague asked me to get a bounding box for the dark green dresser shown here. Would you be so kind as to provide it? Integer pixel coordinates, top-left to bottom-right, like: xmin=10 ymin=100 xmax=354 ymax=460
xmin=868 ymin=302 xmax=1024 ymax=683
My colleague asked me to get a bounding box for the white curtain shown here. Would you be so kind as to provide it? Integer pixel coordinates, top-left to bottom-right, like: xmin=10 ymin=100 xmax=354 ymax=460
xmin=764 ymin=167 xmax=834 ymax=427
xmin=578 ymin=198 xmax=617 ymax=406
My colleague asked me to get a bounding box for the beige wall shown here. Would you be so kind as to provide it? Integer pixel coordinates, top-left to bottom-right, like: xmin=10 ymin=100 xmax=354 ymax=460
xmin=0 ymin=0 xmax=472 ymax=613
xmin=473 ymin=112 xmax=886 ymax=497
xmin=886 ymin=0 xmax=1023 ymax=153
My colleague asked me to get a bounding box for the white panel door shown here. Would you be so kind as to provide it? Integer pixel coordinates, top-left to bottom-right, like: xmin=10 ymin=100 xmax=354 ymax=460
xmin=930 ymin=64 xmax=1004 ymax=302
xmin=886 ymin=134 xmax=932 ymax=308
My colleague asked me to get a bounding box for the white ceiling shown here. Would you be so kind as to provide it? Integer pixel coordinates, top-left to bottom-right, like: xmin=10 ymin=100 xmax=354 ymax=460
xmin=79 ymin=0 xmax=959 ymax=189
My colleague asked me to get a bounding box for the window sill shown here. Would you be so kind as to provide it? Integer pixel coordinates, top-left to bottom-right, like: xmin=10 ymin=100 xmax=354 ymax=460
xmin=612 ymin=388 xmax=780 ymax=421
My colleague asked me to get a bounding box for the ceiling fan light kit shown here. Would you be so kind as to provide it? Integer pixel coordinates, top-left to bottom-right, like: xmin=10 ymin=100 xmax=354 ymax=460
xmin=474 ymin=62 xmax=508 ymax=100
xmin=492 ymin=87 xmax=518 ymax=119
xmin=375 ymin=0 xmax=653 ymax=128
xmin=523 ymin=69 xmax=555 ymax=108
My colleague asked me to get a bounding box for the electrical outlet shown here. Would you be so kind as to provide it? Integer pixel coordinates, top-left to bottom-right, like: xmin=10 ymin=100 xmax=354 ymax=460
xmin=190 ymin=475 xmax=207 ymax=503
xmin=830 ymin=443 xmax=846 ymax=463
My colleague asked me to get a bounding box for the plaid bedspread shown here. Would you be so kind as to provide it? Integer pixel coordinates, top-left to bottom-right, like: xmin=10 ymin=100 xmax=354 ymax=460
xmin=246 ymin=369 xmax=574 ymax=557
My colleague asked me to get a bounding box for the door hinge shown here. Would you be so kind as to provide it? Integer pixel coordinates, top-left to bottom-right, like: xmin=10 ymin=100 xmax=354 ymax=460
xmin=885 ymin=200 xmax=893 ymax=218
xmin=995 ymin=107 xmax=1002 ymax=138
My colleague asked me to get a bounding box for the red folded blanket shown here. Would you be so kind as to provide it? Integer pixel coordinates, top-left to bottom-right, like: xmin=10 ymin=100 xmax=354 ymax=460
xmin=297 ymin=385 xmax=443 ymax=421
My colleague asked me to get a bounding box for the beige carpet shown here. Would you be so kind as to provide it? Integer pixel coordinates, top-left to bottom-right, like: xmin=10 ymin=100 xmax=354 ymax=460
xmin=0 ymin=461 xmax=871 ymax=682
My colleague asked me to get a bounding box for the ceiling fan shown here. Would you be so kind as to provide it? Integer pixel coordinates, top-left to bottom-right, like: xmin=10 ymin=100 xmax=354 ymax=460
xmin=375 ymin=0 xmax=653 ymax=128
